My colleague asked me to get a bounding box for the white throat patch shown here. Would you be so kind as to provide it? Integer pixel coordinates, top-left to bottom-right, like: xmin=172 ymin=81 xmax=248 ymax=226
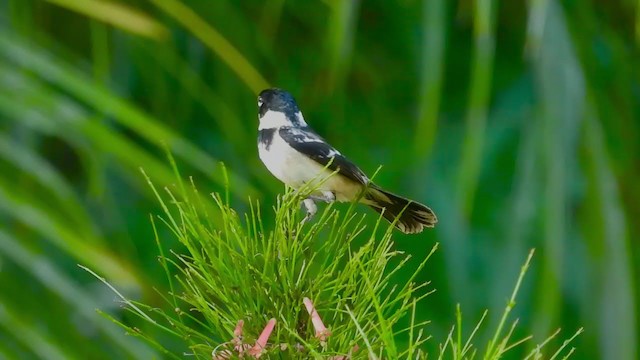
xmin=258 ymin=110 xmax=308 ymax=129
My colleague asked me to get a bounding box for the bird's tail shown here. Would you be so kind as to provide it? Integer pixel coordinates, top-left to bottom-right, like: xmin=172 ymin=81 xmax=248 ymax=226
xmin=362 ymin=184 xmax=437 ymax=234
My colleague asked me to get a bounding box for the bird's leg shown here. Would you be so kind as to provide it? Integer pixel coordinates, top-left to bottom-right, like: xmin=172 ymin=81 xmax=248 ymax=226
xmin=320 ymin=191 xmax=336 ymax=203
xmin=309 ymin=191 xmax=336 ymax=203
xmin=301 ymin=198 xmax=317 ymax=223
xmin=302 ymin=192 xmax=335 ymax=224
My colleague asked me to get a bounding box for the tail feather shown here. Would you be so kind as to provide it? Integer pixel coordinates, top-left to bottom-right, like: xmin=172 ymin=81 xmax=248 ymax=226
xmin=363 ymin=184 xmax=437 ymax=234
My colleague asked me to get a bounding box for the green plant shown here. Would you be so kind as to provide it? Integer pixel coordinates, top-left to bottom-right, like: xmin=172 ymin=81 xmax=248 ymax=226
xmin=84 ymin=168 xmax=580 ymax=359
xmin=437 ymin=250 xmax=583 ymax=360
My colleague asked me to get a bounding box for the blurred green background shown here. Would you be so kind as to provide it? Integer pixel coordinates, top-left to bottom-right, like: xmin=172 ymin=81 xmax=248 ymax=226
xmin=0 ymin=0 xmax=638 ymax=358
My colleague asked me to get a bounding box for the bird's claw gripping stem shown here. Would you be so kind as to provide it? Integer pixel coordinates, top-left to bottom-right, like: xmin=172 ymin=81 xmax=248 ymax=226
xmin=301 ymin=198 xmax=317 ymax=223
xmin=301 ymin=191 xmax=335 ymax=223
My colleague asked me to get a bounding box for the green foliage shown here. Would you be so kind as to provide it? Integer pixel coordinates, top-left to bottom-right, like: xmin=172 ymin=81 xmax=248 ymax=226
xmin=0 ymin=0 xmax=638 ymax=359
xmin=110 ymin=170 xmax=436 ymax=358
xmin=87 ymin=172 xmax=579 ymax=359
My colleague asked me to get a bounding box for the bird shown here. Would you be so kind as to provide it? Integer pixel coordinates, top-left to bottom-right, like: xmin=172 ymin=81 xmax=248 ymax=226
xmin=256 ymin=88 xmax=437 ymax=234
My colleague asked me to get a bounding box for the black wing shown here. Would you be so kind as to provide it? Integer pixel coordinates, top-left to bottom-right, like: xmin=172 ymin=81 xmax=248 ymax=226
xmin=279 ymin=126 xmax=368 ymax=185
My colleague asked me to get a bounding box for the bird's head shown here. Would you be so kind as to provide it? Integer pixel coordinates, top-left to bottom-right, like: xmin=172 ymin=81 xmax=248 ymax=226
xmin=257 ymin=88 xmax=307 ymax=129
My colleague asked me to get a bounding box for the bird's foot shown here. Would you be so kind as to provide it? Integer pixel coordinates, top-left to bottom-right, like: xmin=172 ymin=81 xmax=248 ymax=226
xmin=301 ymin=192 xmax=335 ymax=224
xmin=320 ymin=191 xmax=336 ymax=203
xmin=310 ymin=191 xmax=336 ymax=203
xmin=301 ymin=198 xmax=317 ymax=223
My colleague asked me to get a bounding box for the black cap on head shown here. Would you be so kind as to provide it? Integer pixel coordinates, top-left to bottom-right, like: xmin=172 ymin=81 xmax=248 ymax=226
xmin=258 ymin=88 xmax=299 ymax=117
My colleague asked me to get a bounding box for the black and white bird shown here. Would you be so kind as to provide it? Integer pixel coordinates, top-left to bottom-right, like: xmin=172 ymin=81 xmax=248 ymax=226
xmin=257 ymin=88 xmax=437 ymax=234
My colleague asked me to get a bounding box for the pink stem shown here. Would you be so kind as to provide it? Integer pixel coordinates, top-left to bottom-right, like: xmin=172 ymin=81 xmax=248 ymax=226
xmin=248 ymin=318 xmax=276 ymax=358
xmin=303 ymin=297 xmax=331 ymax=341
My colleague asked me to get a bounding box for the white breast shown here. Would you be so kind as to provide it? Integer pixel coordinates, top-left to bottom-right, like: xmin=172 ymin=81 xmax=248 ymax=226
xmin=258 ymin=130 xmax=362 ymax=202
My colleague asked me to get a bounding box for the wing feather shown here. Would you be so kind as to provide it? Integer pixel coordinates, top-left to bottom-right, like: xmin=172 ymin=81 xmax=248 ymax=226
xmin=278 ymin=127 xmax=368 ymax=185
